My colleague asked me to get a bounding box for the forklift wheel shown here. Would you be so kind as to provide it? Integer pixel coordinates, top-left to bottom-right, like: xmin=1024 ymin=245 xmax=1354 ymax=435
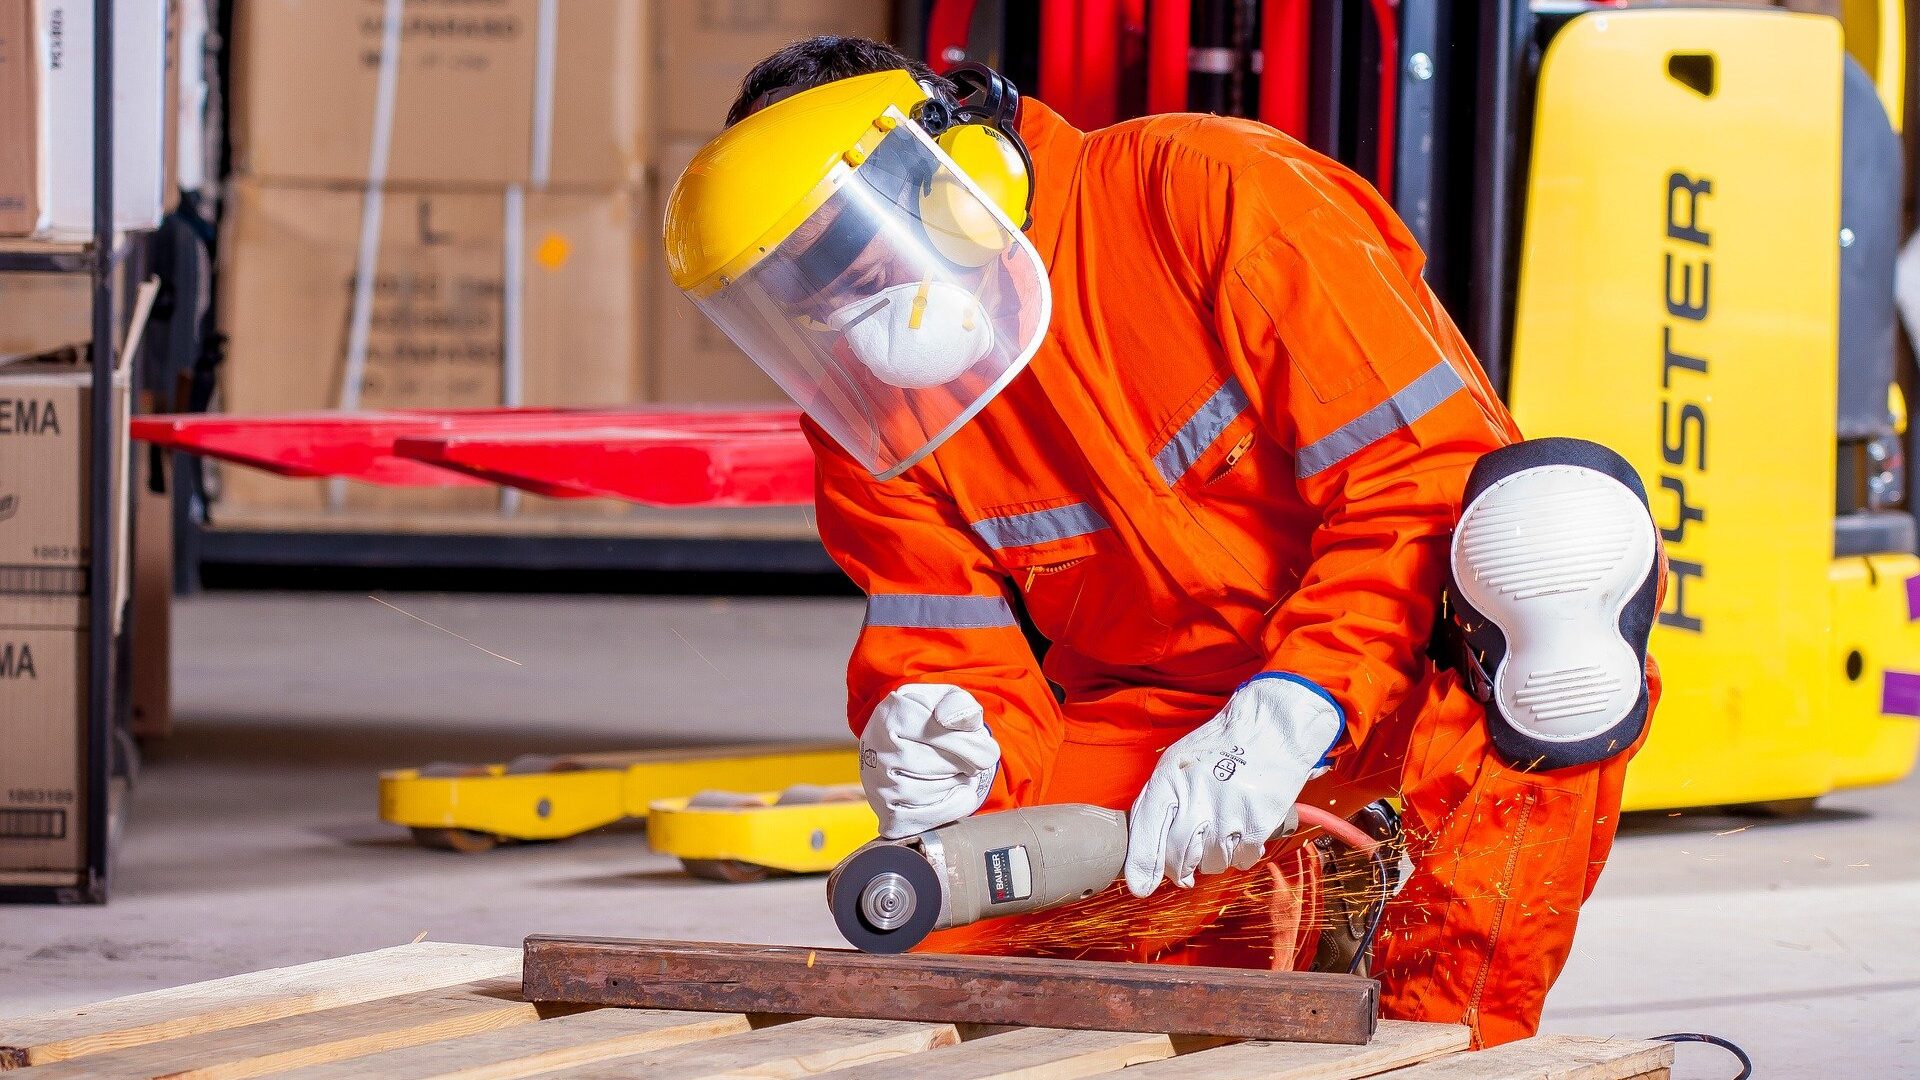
xmin=411 ymin=827 xmax=504 ymax=853
xmin=680 ymin=858 xmax=776 ymax=883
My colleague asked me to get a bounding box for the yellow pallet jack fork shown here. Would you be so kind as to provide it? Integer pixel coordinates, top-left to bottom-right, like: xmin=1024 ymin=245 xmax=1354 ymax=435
xmin=647 ymin=785 xmax=879 ymax=882
xmin=380 ymin=743 xmax=858 ymax=852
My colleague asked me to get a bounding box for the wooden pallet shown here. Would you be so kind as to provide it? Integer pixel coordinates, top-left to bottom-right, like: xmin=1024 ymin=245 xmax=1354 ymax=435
xmin=0 ymin=942 xmax=1675 ymax=1079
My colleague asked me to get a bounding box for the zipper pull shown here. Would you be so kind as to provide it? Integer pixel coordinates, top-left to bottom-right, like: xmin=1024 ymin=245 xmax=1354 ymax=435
xmin=1208 ymin=432 xmax=1256 ymax=483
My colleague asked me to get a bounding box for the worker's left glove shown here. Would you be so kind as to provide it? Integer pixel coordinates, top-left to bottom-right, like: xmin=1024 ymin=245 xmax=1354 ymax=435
xmin=1124 ymin=674 xmax=1344 ymax=898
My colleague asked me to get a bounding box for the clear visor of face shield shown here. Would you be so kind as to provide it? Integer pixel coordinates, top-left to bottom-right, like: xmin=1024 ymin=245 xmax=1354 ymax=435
xmin=689 ymin=116 xmax=1051 ymax=480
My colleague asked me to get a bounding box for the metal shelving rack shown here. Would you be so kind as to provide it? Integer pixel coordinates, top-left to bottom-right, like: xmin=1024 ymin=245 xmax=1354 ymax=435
xmin=0 ymin=0 xmax=136 ymax=903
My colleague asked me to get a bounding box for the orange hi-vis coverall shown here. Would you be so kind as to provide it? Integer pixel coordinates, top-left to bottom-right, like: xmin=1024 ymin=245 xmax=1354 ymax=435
xmin=808 ymin=100 xmax=1660 ymax=1047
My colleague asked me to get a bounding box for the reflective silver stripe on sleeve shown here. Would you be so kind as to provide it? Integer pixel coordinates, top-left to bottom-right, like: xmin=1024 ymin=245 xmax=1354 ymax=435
xmin=864 ymin=594 xmax=1017 ymax=629
xmin=969 ymin=502 xmax=1109 ymax=549
xmin=1154 ymin=379 xmax=1251 ymax=485
xmin=1295 ymin=360 xmax=1467 ymax=478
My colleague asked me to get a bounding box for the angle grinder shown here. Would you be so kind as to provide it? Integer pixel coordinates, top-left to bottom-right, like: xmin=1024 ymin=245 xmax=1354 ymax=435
xmin=827 ymin=801 xmax=1315 ymax=953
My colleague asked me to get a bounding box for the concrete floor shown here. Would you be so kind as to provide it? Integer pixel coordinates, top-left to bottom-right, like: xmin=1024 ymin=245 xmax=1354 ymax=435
xmin=0 ymin=591 xmax=1915 ymax=1079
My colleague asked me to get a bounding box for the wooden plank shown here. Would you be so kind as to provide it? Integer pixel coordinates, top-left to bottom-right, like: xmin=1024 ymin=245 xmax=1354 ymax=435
xmin=1368 ymin=1035 xmax=1673 ymax=1080
xmin=1118 ymin=1021 xmax=1472 ymax=1079
xmin=0 ymin=942 xmax=520 ymax=1069
xmin=13 ymin=978 xmax=554 ymax=1080
xmin=272 ymin=1009 xmax=753 ymax=1080
xmin=812 ymin=1026 xmax=1192 ymax=1079
xmin=547 ymin=1016 xmax=958 ymax=1078
xmin=522 ymin=937 xmax=1379 ymax=1046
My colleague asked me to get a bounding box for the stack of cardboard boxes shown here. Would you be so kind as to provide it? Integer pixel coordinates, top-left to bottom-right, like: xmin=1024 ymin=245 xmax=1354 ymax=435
xmin=217 ymin=0 xmax=891 ymax=526
xmin=649 ymin=1 xmax=890 ymax=404
xmin=0 ymin=355 xmax=128 ymax=886
xmin=218 ymin=0 xmax=651 ymax=519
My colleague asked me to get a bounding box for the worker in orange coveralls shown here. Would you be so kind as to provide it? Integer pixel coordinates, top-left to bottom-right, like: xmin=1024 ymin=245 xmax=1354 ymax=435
xmin=662 ymin=37 xmax=1664 ymax=1046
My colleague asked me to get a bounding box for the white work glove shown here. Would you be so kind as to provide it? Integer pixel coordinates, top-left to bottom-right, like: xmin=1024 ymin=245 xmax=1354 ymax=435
xmin=1124 ymin=674 xmax=1344 ymax=898
xmin=859 ymin=683 xmax=1000 ymax=839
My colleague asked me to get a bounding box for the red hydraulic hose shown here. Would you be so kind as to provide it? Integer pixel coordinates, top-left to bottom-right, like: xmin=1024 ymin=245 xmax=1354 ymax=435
xmin=1146 ymin=0 xmax=1190 ymax=114
xmin=1294 ymin=803 xmax=1381 ymax=851
xmin=1040 ymin=0 xmax=1082 ymax=121
xmin=1363 ymin=0 xmax=1398 ymax=197
xmin=1259 ymin=0 xmax=1312 ymax=138
xmin=1080 ymin=0 xmax=1122 ymax=127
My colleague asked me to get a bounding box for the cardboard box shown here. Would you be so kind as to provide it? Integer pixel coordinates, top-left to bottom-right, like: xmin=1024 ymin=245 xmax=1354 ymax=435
xmin=0 ymin=0 xmax=43 ymax=236
xmin=0 ymin=625 xmax=85 ymax=876
xmin=0 ymin=357 xmax=130 ymax=628
xmin=650 ymin=137 xmax=783 ymax=403
xmin=217 ymin=178 xmax=642 ymax=514
xmin=31 ymin=0 xmax=169 ymax=240
xmin=0 ymin=272 xmax=91 ymax=361
xmin=657 ymin=0 xmax=892 ymax=137
xmin=231 ymin=0 xmax=650 ymax=188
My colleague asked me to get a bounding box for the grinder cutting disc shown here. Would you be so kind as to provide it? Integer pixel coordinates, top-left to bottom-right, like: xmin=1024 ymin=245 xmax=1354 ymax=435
xmin=829 ymin=842 xmax=943 ymax=953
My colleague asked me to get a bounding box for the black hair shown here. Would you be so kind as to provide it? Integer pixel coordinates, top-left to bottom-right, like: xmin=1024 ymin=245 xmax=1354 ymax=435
xmin=725 ymin=36 xmax=958 ymax=127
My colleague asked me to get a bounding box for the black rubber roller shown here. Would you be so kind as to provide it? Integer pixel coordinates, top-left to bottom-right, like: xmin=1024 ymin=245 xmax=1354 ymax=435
xmin=829 ymin=843 xmax=943 ymax=953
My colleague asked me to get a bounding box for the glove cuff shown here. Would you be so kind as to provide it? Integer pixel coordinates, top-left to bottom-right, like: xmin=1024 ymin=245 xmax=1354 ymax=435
xmin=1243 ymin=671 xmax=1347 ymax=768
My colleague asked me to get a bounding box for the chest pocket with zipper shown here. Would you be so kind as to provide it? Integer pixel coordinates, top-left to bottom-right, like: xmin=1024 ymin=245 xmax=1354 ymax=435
xmin=971 ymin=498 xmax=1177 ymax=668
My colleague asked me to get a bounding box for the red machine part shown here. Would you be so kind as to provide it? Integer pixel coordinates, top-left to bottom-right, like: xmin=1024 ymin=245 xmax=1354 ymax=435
xmin=393 ymin=425 xmax=815 ymax=508
xmin=131 ymin=407 xmax=813 ymax=508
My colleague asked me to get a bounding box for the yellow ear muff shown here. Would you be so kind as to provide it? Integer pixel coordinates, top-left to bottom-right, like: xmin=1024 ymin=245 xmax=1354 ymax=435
xmin=921 ymin=124 xmax=1030 ymax=267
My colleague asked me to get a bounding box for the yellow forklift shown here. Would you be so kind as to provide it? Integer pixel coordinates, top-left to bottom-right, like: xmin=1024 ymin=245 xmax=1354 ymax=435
xmin=383 ymin=0 xmax=1920 ymax=877
xmin=1499 ymin=1 xmax=1920 ymax=811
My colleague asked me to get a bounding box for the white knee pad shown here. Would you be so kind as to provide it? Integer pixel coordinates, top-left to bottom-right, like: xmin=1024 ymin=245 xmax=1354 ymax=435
xmin=1448 ymin=439 xmax=1660 ymax=770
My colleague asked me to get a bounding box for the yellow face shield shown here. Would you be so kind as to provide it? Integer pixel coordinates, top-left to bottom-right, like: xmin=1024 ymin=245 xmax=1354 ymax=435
xmin=671 ymin=96 xmax=1050 ymax=480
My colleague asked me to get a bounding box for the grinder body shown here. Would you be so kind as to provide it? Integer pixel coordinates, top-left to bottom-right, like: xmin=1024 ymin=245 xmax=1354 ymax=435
xmin=932 ymin=803 xmax=1129 ymax=925
xmin=828 ymin=804 xmax=1128 ymax=952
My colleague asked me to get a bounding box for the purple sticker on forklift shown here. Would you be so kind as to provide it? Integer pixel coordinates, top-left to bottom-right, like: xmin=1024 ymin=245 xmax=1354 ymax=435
xmin=1881 ymin=671 xmax=1920 ymax=718
xmin=1906 ymin=575 xmax=1920 ymax=620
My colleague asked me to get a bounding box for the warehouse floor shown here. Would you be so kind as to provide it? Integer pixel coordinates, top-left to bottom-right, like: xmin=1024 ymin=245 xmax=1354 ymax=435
xmin=0 ymin=592 xmax=1913 ymax=1079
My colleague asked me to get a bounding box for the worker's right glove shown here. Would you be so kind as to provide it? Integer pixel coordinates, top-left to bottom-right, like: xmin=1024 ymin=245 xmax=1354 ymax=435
xmin=859 ymin=683 xmax=1001 ymax=839
xmin=1123 ymin=673 xmax=1344 ymax=898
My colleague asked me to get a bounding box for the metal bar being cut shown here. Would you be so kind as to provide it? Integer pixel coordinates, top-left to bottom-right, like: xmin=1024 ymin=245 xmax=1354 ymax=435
xmin=520 ymin=937 xmax=1380 ymax=1046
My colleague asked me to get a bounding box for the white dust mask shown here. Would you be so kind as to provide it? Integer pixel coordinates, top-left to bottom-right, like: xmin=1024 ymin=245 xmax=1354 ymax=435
xmin=827 ymin=279 xmax=995 ymax=389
